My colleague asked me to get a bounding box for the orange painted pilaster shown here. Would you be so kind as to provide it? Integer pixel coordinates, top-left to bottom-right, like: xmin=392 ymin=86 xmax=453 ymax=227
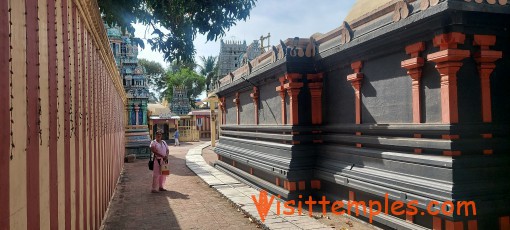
xmin=298 ymin=181 xmax=306 ymax=190
xmin=311 ymin=180 xmax=321 ymax=190
xmin=445 ymin=220 xmax=464 ymax=230
xmin=219 ymin=97 xmax=226 ymax=124
xmin=500 ymin=216 xmax=510 ymax=230
xmin=275 ymin=77 xmax=287 ymax=125
xmin=307 ymin=73 xmax=324 ymax=125
xmin=234 ymin=93 xmax=240 ymax=125
xmin=250 ymin=87 xmax=259 ymax=125
xmin=401 ymin=42 xmax=426 ymax=123
xmin=349 ymin=191 xmax=355 ymax=201
xmin=414 ymin=134 xmax=423 ymax=153
xmin=433 ymin=216 xmax=442 ymax=230
xmin=427 ymin=32 xmax=470 ymax=124
xmin=473 ymin=35 xmax=502 ymax=123
xmin=347 ymin=61 xmax=364 ymax=124
xmin=284 ymin=181 xmax=297 ymax=191
xmin=284 ymin=73 xmax=304 ymax=125
xmin=467 ymin=220 xmax=478 ymax=230
xmin=348 ymin=62 xmax=364 ymax=148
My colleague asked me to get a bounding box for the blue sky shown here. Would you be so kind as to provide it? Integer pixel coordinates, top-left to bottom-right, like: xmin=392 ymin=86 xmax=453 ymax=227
xmin=134 ymin=0 xmax=356 ymax=69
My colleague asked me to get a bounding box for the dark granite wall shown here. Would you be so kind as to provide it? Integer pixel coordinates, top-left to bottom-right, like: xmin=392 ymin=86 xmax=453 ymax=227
xmin=239 ymin=90 xmax=255 ymax=125
xmin=491 ymin=40 xmax=510 ymax=123
xmin=323 ymin=67 xmax=356 ymax=124
xmin=298 ymin=76 xmax=312 ymax=125
xmin=259 ymin=80 xmax=283 ymax=125
xmin=457 ymin=36 xmax=483 ymax=124
xmin=225 ymin=95 xmax=236 ymax=124
xmin=361 ymin=51 xmax=413 ymax=124
xmin=421 ymin=40 xmax=442 ymax=124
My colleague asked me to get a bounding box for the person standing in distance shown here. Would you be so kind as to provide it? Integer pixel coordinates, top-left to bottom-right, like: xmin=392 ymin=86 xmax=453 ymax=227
xmin=150 ymin=130 xmax=169 ymax=193
xmin=174 ymin=129 xmax=180 ymax=146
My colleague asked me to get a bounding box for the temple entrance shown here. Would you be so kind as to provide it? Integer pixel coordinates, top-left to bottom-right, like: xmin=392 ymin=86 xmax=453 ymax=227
xmin=177 ymin=116 xmax=200 ymax=142
xmin=152 ymin=123 xmax=171 ymax=140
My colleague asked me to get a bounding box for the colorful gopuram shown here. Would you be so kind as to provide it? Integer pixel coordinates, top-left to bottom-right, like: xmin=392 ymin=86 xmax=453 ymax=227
xmin=171 ymin=86 xmax=191 ymax=116
xmin=106 ymin=25 xmax=151 ymax=158
xmin=211 ymin=0 xmax=510 ymax=229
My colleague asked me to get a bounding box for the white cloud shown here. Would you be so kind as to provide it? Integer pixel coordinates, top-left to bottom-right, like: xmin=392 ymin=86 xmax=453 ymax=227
xmin=135 ymin=0 xmax=356 ymax=68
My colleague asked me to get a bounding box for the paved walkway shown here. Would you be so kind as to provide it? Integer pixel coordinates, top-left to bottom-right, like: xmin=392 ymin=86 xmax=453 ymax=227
xmin=186 ymin=143 xmax=332 ymax=230
xmin=100 ymin=141 xmax=258 ymax=230
xmin=102 ymin=141 xmax=376 ymax=230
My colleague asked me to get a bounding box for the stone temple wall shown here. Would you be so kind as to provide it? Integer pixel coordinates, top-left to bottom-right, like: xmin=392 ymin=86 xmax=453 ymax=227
xmin=212 ymin=1 xmax=510 ymax=229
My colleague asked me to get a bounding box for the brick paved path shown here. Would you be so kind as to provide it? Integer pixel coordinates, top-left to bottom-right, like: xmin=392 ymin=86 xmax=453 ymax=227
xmin=100 ymin=141 xmax=259 ymax=230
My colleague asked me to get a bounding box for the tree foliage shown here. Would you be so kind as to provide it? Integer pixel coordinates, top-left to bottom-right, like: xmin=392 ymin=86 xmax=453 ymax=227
xmin=98 ymin=0 xmax=257 ymax=63
xmin=198 ymin=56 xmax=217 ymax=91
xmin=165 ymin=68 xmax=205 ymax=108
xmin=169 ymin=60 xmax=197 ymax=74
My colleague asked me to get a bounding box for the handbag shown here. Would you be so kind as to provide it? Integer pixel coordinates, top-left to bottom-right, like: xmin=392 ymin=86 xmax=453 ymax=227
xmin=160 ymin=160 xmax=170 ymax=175
xmin=148 ymin=154 xmax=154 ymax=171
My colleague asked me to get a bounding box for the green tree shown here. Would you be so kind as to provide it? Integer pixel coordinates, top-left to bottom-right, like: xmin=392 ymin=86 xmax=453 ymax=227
xmin=138 ymin=59 xmax=166 ymax=101
xmin=98 ymin=0 xmax=257 ymax=63
xmin=165 ymin=68 xmax=205 ymax=108
xmin=198 ymin=56 xmax=217 ymax=91
xmin=169 ymin=60 xmax=197 ymax=74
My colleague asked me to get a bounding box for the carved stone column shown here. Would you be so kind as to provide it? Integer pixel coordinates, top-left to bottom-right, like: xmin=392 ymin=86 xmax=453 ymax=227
xmin=219 ymin=97 xmax=226 ymax=125
xmin=427 ymin=32 xmax=470 ymax=156
xmin=126 ymin=103 xmax=133 ymax=125
xmin=402 ymin=42 xmax=426 ymax=154
xmin=473 ymin=35 xmax=502 ymax=155
xmin=473 ymin=35 xmax=501 ymax=123
xmin=307 ymin=73 xmax=323 ymax=125
xmin=347 ymin=61 xmax=364 ymax=125
xmin=402 ymin=42 xmax=426 ymax=123
xmin=427 ymin=32 xmax=470 ymax=124
xmin=249 ymin=87 xmax=259 ymax=125
xmin=134 ymin=104 xmax=140 ymax=125
xmin=234 ymin=92 xmax=240 ymax=125
xmin=141 ymin=101 xmax=147 ymax=125
xmin=275 ymin=77 xmax=287 ymax=125
xmin=347 ymin=61 xmax=363 ymax=148
xmin=284 ymin=73 xmax=304 ymax=125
